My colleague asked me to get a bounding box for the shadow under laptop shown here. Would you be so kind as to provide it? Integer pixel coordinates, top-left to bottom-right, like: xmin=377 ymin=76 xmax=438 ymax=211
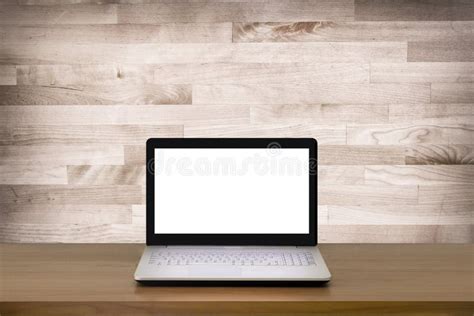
xmin=136 ymin=280 xmax=330 ymax=287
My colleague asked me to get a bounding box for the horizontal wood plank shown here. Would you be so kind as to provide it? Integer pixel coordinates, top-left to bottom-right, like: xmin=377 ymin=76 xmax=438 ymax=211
xmin=0 ymin=85 xmax=191 ymax=105
xmin=0 ymin=145 xmax=124 ymax=165
xmin=117 ymin=1 xmax=355 ymax=23
xmin=0 ymin=185 xmax=144 ymax=205
xmin=325 ymin=204 xmax=473 ymax=225
xmin=319 ymin=166 xmax=365 ymax=185
xmin=0 ymin=165 xmax=67 ymax=185
xmin=184 ymin=123 xmax=346 ymax=144
xmin=0 ymin=204 xmax=131 ymax=224
xmin=124 ymin=145 xmax=145 ymax=165
xmin=251 ymin=104 xmax=388 ymax=124
xmin=7 ymin=125 xmax=183 ymax=146
xmin=405 ymin=144 xmax=474 ymax=165
xmin=0 ymin=66 xmax=16 ymax=85
xmin=355 ymin=0 xmax=474 ymax=21
xmin=0 ymin=223 xmax=145 ymax=243
xmin=371 ymin=63 xmax=474 ymax=83
xmin=365 ymin=165 xmax=474 ymax=185
xmin=0 ymin=105 xmax=250 ymax=126
xmin=418 ymin=185 xmax=474 ymax=205
xmin=320 ymin=145 xmax=407 ymax=165
xmin=0 ymin=127 xmax=12 ymax=146
xmin=0 ymin=4 xmax=117 ymax=25
xmin=194 ymin=84 xmax=430 ymax=105
xmin=67 ymin=165 xmax=145 ymax=185
xmin=17 ymin=65 xmax=153 ymax=85
xmin=319 ymin=185 xmax=418 ymax=205
xmin=389 ymin=104 xmax=473 ymax=124
xmin=347 ymin=124 xmax=474 ymax=145
xmin=319 ymin=225 xmax=472 ymax=243
xmin=0 ymin=23 xmax=232 ymax=44
xmin=154 ymin=63 xmax=369 ymax=84
xmin=0 ymin=43 xmax=407 ymax=64
xmin=408 ymin=41 xmax=474 ymax=62
xmin=431 ymin=83 xmax=474 ymax=104
xmin=131 ymin=204 xmax=145 ymax=226
xmin=233 ymin=21 xmax=474 ymax=43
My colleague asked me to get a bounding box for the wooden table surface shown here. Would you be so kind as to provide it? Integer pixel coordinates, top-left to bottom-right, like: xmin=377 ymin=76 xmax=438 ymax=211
xmin=1 ymin=244 xmax=473 ymax=315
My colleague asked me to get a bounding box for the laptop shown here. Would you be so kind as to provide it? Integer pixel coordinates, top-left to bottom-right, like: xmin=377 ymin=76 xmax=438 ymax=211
xmin=134 ymin=138 xmax=331 ymax=284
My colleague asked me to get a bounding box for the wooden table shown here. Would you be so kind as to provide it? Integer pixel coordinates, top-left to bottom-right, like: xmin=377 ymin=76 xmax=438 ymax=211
xmin=1 ymin=244 xmax=472 ymax=315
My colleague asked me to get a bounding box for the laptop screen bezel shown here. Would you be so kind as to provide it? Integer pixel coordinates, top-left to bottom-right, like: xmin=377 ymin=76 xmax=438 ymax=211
xmin=146 ymin=138 xmax=317 ymax=246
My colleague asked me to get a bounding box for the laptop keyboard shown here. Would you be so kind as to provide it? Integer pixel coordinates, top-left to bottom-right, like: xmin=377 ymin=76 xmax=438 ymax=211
xmin=149 ymin=250 xmax=316 ymax=266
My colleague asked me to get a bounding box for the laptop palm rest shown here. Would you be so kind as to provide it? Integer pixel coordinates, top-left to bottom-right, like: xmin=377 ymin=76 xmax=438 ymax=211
xmin=187 ymin=266 xmax=242 ymax=277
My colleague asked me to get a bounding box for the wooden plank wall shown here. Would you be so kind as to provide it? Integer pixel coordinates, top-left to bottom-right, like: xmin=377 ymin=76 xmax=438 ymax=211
xmin=0 ymin=0 xmax=472 ymax=243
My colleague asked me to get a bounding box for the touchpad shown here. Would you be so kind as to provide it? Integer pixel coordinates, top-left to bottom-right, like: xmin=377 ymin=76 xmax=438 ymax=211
xmin=187 ymin=266 xmax=242 ymax=277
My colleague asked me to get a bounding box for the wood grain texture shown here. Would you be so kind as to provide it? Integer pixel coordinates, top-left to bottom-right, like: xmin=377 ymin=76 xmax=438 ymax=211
xmin=418 ymin=185 xmax=474 ymax=205
xmin=124 ymin=145 xmax=146 ymax=165
xmin=6 ymin=125 xmax=183 ymax=145
xmin=117 ymin=1 xmax=355 ymax=23
xmin=67 ymin=165 xmax=145 ymax=185
xmin=0 ymin=0 xmax=472 ymax=243
xmin=0 ymin=42 xmax=407 ymax=64
xmin=251 ymin=104 xmax=389 ymax=124
xmin=389 ymin=104 xmax=473 ymax=124
xmin=0 ymin=185 xmax=144 ymax=205
xmin=319 ymin=145 xmax=407 ymax=165
xmin=408 ymin=41 xmax=474 ymax=62
xmin=0 ymin=165 xmax=67 ymax=185
xmin=370 ymin=63 xmax=474 ymax=83
xmin=325 ymin=204 xmax=473 ymax=225
xmin=0 ymin=23 xmax=233 ymax=44
xmin=0 ymin=223 xmax=145 ymax=243
xmin=405 ymin=144 xmax=474 ymax=165
xmin=364 ymin=165 xmax=474 ymax=185
xmin=0 ymin=145 xmax=124 ymax=165
xmin=1 ymin=245 xmax=473 ymax=314
xmin=0 ymin=4 xmax=117 ymax=25
xmin=0 ymin=105 xmax=250 ymax=126
xmin=184 ymin=123 xmax=346 ymax=144
xmin=347 ymin=124 xmax=473 ymax=145
xmin=355 ymin=0 xmax=474 ymax=21
xmin=431 ymin=83 xmax=474 ymax=103
xmin=319 ymin=166 xmax=365 ymax=185
xmin=319 ymin=185 xmax=418 ymax=205
xmin=0 ymin=66 xmax=16 ymax=85
xmin=0 ymin=204 xmax=131 ymax=224
xmin=17 ymin=65 xmax=154 ymax=85
xmin=0 ymin=84 xmax=191 ymax=105
xmin=318 ymin=225 xmax=472 ymax=243
xmin=233 ymin=21 xmax=474 ymax=42
xmin=195 ymin=84 xmax=430 ymax=105
xmin=154 ymin=63 xmax=369 ymax=84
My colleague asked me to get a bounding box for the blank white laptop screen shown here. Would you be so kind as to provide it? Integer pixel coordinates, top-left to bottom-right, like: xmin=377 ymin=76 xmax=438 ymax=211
xmin=154 ymin=148 xmax=309 ymax=234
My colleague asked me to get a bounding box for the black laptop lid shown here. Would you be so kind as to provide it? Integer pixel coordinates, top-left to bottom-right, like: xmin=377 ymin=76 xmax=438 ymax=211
xmin=146 ymin=138 xmax=317 ymax=246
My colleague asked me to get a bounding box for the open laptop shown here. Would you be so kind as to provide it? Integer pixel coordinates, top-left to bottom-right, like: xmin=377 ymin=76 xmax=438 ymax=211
xmin=134 ymin=138 xmax=331 ymax=284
